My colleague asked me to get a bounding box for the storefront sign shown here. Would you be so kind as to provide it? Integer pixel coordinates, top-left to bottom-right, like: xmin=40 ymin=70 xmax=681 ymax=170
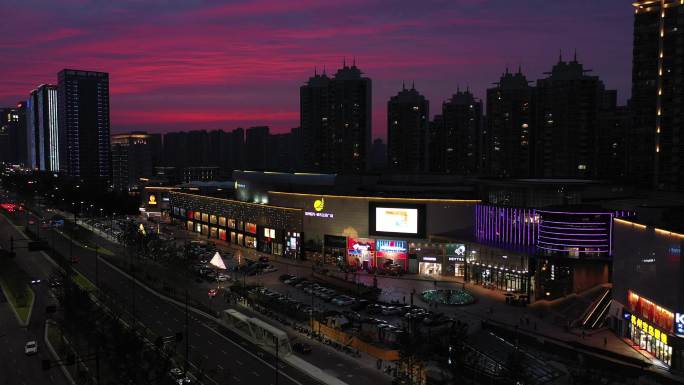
xmin=377 ymin=240 xmax=408 ymax=253
xmin=445 ymin=243 xmax=466 ymax=256
xmin=448 ymin=256 xmax=464 ymax=262
xmin=422 ymin=256 xmax=438 ymax=262
xmin=676 ymin=313 xmax=684 ymax=336
xmin=628 ymin=290 xmax=674 ymax=333
xmin=148 ymin=194 xmax=157 ymax=205
xmin=305 ymin=198 xmax=334 ymax=218
xmin=347 ymin=238 xmax=375 ymax=255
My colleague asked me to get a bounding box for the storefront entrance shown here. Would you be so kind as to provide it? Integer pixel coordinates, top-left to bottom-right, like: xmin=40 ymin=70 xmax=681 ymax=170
xmin=629 ymin=320 xmax=672 ymax=366
xmin=419 ymin=262 xmax=442 ymax=276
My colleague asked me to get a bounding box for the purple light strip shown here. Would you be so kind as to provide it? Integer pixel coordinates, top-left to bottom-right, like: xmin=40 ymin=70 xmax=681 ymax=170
xmin=537 ymin=210 xmax=613 ymax=215
xmin=539 ymin=236 xmax=608 ymax=242
xmin=543 ymin=220 xmax=607 ymax=225
xmin=539 ymin=230 xmax=608 ymax=236
xmin=538 ymin=241 xmax=609 ymax=248
xmin=538 ymin=246 xmax=608 ymax=253
xmin=540 ymin=225 xmax=607 ymax=231
xmin=609 ymin=213 xmax=613 ymax=256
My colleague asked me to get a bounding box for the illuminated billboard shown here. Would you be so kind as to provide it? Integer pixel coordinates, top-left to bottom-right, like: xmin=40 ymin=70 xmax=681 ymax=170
xmin=369 ymin=202 xmax=425 ymax=238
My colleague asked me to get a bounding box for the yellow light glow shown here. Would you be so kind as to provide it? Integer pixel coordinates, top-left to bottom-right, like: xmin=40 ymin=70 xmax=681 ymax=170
xmin=655 ymin=228 xmax=684 ymax=238
xmin=614 ymin=218 xmax=647 ymax=229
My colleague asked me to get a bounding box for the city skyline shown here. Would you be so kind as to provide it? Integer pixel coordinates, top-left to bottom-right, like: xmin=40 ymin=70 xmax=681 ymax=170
xmin=1 ymin=0 xmax=632 ymax=137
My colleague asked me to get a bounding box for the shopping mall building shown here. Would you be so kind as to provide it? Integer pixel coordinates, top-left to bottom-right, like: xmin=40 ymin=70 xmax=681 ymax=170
xmin=142 ymin=173 xmax=647 ymax=303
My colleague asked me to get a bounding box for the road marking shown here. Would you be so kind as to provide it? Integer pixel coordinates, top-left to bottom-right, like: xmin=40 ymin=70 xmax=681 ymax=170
xmin=207 ymin=340 xmax=213 ymax=345
xmin=235 ymin=360 xmax=244 ymax=366
xmin=252 ymin=371 xmax=260 ymax=377
xmin=167 ymin=327 xmax=172 ymax=333
xmin=221 ymin=349 xmax=227 ymax=355
xmin=194 ymin=332 xmax=200 ymax=337
xmin=233 ymin=376 xmax=241 ymax=382
xmin=216 ymin=364 xmax=223 ymax=370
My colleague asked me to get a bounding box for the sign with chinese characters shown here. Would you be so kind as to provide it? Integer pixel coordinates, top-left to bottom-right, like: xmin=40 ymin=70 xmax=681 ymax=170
xmin=305 ymin=198 xmax=334 ymax=218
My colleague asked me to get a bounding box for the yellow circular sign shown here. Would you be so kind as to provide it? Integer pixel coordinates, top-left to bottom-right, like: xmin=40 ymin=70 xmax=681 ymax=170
xmin=314 ymin=198 xmax=325 ymax=212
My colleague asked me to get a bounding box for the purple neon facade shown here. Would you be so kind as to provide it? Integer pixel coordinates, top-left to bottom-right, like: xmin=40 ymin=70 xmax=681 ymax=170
xmin=475 ymin=204 xmax=617 ymax=257
xmin=537 ymin=210 xmax=613 ymax=257
xmin=475 ymin=204 xmax=538 ymax=252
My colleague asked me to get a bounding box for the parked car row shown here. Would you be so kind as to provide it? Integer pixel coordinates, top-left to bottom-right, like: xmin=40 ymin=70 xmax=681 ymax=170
xmin=280 ymin=274 xmax=359 ymax=308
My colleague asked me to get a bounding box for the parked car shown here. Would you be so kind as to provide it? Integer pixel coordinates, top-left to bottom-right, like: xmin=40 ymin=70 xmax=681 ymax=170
xmin=293 ymin=342 xmax=312 ymax=354
xmin=24 ymin=341 xmax=38 ymax=355
xmin=216 ymin=274 xmax=230 ymax=282
xmin=263 ymin=265 xmax=278 ymax=273
xmin=351 ymin=299 xmax=370 ymax=311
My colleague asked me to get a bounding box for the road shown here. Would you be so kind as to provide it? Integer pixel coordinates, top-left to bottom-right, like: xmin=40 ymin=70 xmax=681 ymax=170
xmin=0 ymin=215 xmax=68 ymax=385
xmin=7 ymin=208 xmax=324 ymax=385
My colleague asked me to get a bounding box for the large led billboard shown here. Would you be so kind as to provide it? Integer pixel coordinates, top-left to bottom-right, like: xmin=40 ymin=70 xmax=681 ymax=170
xmin=369 ymin=202 xmax=425 ymax=238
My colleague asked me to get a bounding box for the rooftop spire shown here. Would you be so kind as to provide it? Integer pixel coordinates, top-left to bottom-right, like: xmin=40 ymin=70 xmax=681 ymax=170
xmin=411 ymin=81 xmax=415 ymax=90
xmin=573 ymin=49 xmax=577 ymax=62
xmin=559 ymin=49 xmax=563 ymax=63
xmin=402 ymin=81 xmax=406 ymax=90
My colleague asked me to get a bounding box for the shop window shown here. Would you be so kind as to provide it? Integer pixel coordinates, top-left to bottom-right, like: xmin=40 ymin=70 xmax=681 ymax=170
xmin=187 ymin=210 xmax=194 ymax=219
xmin=236 ymin=220 xmax=243 ymax=231
xmin=210 ymin=227 xmax=218 ymax=239
xmin=219 ymin=217 xmax=226 ymax=227
xmin=195 ymin=223 xmax=202 ymax=233
xmin=179 ymin=208 xmax=186 ymax=217
xmin=201 ymin=213 xmax=209 ymax=223
xmin=245 ymin=236 xmax=257 ymax=248
xmin=245 ymin=222 xmax=257 ymax=234
xmin=194 ymin=211 xmax=201 ymax=220
xmin=201 ymin=224 xmax=209 ymax=235
xmin=187 ymin=221 xmax=193 ymax=231
xmin=210 ymin=215 xmax=217 ymax=224
xmin=219 ymin=229 xmax=227 ymax=241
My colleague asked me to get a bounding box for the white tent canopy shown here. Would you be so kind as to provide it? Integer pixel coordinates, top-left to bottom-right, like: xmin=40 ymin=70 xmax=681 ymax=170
xmin=209 ymin=251 xmax=226 ymax=270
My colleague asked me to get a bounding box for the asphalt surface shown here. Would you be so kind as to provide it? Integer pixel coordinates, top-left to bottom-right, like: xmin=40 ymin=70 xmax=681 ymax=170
xmin=6 ymin=209 xmax=323 ymax=385
xmin=0 ymin=216 xmax=69 ymax=385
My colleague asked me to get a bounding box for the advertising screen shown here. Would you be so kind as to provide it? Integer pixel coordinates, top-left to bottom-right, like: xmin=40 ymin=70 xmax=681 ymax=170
xmin=375 ymin=207 xmax=418 ymax=234
xmin=369 ymin=202 xmax=425 ymax=238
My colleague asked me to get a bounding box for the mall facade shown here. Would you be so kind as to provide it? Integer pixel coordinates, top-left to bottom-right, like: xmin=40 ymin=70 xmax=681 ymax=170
xmin=609 ymin=218 xmax=684 ymax=370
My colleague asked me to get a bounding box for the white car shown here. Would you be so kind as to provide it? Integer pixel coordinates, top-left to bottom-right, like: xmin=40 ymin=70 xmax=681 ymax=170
xmin=24 ymin=341 xmax=38 ymax=355
xmin=216 ymin=274 xmax=230 ymax=282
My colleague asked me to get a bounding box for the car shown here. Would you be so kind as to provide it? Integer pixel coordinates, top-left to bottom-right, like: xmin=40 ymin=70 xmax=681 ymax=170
xmin=216 ymin=274 xmax=230 ymax=282
xmin=366 ymin=304 xmax=383 ymax=315
xmin=279 ymin=274 xmax=294 ymax=282
xmin=263 ymin=266 xmax=278 ymax=273
xmin=30 ymin=278 xmax=41 ymax=285
xmin=70 ymin=255 xmax=80 ymax=264
xmin=351 ymin=299 xmax=370 ymax=311
xmin=382 ymin=306 xmax=404 ymax=316
xmin=24 ymin=341 xmax=38 ymax=355
xmin=292 ymin=342 xmax=312 ymax=354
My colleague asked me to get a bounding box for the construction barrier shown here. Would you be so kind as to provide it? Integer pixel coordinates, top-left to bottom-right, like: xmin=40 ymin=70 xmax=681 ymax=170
xmin=313 ymin=320 xmax=400 ymax=361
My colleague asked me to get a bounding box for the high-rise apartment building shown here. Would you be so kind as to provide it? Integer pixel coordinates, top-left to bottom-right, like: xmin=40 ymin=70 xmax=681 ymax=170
xmin=485 ymin=68 xmax=533 ymax=178
xmin=532 ymin=57 xmax=609 ymax=179
xmin=246 ymin=126 xmax=269 ymax=170
xmin=26 ymin=84 xmax=60 ymax=171
xmin=433 ymin=89 xmax=483 ymax=174
xmin=631 ymin=0 xmax=684 ymax=190
xmin=300 ymin=63 xmax=372 ymax=173
xmin=387 ymin=84 xmax=429 ymax=173
xmin=0 ymin=102 xmax=27 ymax=166
xmin=57 ymin=69 xmax=111 ymax=182
xmin=111 ymin=132 xmax=153 ymax=191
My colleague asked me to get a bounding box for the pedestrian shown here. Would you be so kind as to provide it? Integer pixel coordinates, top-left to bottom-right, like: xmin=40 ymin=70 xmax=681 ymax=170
xmin=403 ymin=296 xmax=406 ymax=304
xmin=603 ymin=337 xmax=607 ymax=347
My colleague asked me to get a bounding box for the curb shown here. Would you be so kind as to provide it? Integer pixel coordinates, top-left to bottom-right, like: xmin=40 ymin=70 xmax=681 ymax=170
xmin=44 ymin=320 xmax=77 ymax=385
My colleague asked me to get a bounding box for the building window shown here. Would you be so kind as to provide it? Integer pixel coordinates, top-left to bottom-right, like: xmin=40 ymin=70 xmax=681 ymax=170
xmin=210 ymin=215 xmax=217 ymax=224
xmin=219 ymin=216 xmax=226 ymax=227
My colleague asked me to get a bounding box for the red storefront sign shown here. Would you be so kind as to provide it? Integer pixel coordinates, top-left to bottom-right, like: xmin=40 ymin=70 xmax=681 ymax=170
xmin=628 ymin=290 xmax=674 ymax=333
